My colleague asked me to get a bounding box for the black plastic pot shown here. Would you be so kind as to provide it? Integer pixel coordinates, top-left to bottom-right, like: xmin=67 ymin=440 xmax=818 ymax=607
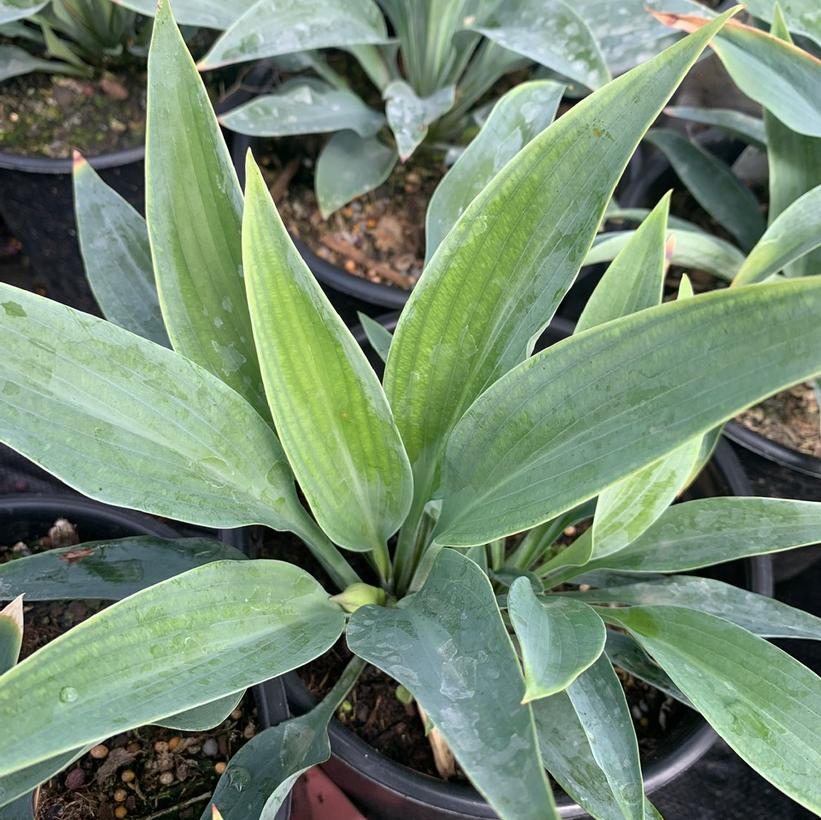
xmin=277 ymin=314 xmax=771 ymax=819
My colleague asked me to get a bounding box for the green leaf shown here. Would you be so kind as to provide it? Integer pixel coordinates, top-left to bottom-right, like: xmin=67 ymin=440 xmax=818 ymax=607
xmin=0 ymin=285 xmax=306 ymax=534
xmin=0 ymin=43 xmax=61 ymax=81
xmin=386 ymin=13 xmax=736 ymax=568
xmin=576 ymin=192 xmax=670 ymax=333
xmin=606 ymin=605 xmax=821 ymax=813
xmin=220 ymin=78 xmax=384 ymax=138
xmin=604 ymin=206 xmax=702 ymax=232
xmin=348 ymin=549 xmax=556 ymax=820
xmin=645 ymin=128 xmax=765 ymax=251
xmin=72 ymin=154 xmax=170 ymax=347
xmin=764 ymin=12 xmax=821 ymax=279
xmin=435 ymin=278 xmax=821 ymax=546
xmin=581 ymin=497 xmax=821 ymax=575
xmin=508 ymin=579 xmax=605 ymax=702
xmin=146 ymin=1 xmax=268 ymax=418
xmin=659 ymin=12 xmax=821 ymax=137
xmin=0 ymin=537 xmax=245 ymax=602
xmin=471 ymin=0 xmax=611 ymax=90
xmin=112 ymin=0 xmax=255 ymax=28
xmin=743 ymin=0 xmax=821 ymax=46
xmin=665 ymin=105 xmax=767 ymax=149
xmin=0 ymin=560 xmax=345 ymax=776
xmin=0 ymin=597 xmax=22 ymax=675
xmin=604 ymin=631 xmax=690 ymax=706
xmin=533 ymin=691 xmax=659 ymax=820
xmin=201 ymin=658 xmax=363 ymax=820
xmin=567 ymin=576 xmax=821 ymax=640
xmin=586 ymin=228 xmax=745 ymax=280
xmin=383 ymin=80 xmax=455 ymax=160
xmin=156 ymin=692 xmax=244 ymax=731
xmin=243 ymin=155 xmax=412 ymax=554
xmin=565 ymin=655 xmax=644 ymax=820
xmin=734 ymin=185 xmax=821 ymax=285
xmin=425 ymin=80 xmax=564 ymax=261
xmin=357 ymin=312 xmax=393 ymax=364
xmin=0 ymin=748 xmax=89 ymax=812
xmin=0 ymin=0 xmax=46 ymax=25
xmin=198 ymin=0 xmax=390 ymax=70
xmin=315 ymin=131 xmax=397 ymax=218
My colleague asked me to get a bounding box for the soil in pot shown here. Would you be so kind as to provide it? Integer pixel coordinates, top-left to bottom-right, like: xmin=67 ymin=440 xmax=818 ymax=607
xmin=2 ymin=516 xmax=264 ymax=820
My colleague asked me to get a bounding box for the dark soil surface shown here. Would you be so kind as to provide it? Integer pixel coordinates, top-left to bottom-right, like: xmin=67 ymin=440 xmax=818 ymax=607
xmin=1 ymin=519 xmax=261 ymax=820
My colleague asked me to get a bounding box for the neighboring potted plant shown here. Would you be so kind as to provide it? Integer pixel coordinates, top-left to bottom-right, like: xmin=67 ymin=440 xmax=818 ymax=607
xmin=2 ymin=6 xmax=821 ymax=819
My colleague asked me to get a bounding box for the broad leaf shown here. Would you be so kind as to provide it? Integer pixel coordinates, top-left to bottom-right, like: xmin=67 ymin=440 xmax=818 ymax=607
xmin=471 ymin=0 xmax=611 ymax=90
xmin=315 ymin=131 xmax=397 ymax=218
xmin=0 ymin=537 xmax=245 ymax=601
xmin=72 ymin=154 xmax=169 ymax=347
xmin=386 ymin=14 xmax=736 ymax=569
xmin=734 ymin=185 xmax=821 ymax=284
xmin=743 ymin=0 xmax=821 ymax=46
xmin=146 ymin=2 xmax=267 ymax=417
xmin=606 ymin=606 xmax=821 ymax=813
xmin=645 ymin=128 xmax=765 ymax=251
xmin=587 ymin=229 xmax=744 ymax=280
xmin=604 ymin=206 xmax=702 ymax=233
xmin=567 ymin=576 xmax=821 ymax=640
xmin=580 ymin=497 xmax=821 ymax=575
xmin=357 ymin=312 xmax=393 ymax=364
xmin=665 ymin=105 xmax=767 ymax=148
xmin=508 ymin=579 xmax=605 ymax=702
xmin=0 ymin=0 xmax=46 ymax=25
xmin=0 ymin=561 xmax=344 ymax=775
xmin=348 ymin=549 xmax=556 ymax=820
xmin=656 ymin=12 xmax=821 ymax=138
xmin=243 ymin=155 xmax=412 ymax=554
xmin=156 ymin=692 xmax=244 ymax=731
xmin=565 ymin=655 xmax=644 ymax=820
xmin=0 ymin=597 xmax=22 ymax=675
xmin=112 ymin=0 xmax=255 ymax=28
xmin=435 ymin=278 xmax=821 ymax=546
xmin=0 ymin=44 xmax=59 ymax=81
xmin=0 ymin=748 xmax=89 ymax=811
xmin=426 ymin=80 xmax=564 ymax=261
xmin=0 ymin=285 xmax=306 ymax=533
xmin=383 ymin=80 xmax=455 ymax=160
xmin=201 ymin=658 xmax=363 ymax=820
xmin=220 ymin=78 xmax=384 ymax=138
xmin=198 ymin=0 xmax=390 ymax=70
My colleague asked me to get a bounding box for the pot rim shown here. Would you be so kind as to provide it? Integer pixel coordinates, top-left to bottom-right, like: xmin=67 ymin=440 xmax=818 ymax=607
xmin=0 ymin=145 xmax=146 ymax=175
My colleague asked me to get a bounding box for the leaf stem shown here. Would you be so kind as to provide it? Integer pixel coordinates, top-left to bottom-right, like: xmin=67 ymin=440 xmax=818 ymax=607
xmin=289 ymin=511 xmax=362 ymax=591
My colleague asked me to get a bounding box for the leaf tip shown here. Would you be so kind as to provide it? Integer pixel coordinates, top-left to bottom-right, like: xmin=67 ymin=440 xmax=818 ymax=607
xmin=71 ymin=149 xmax=87 ymax=172
xmin=1 ymin=594 xmax=24 ymax=632
xmin=211 ymin=805 xmax=224 ymax=820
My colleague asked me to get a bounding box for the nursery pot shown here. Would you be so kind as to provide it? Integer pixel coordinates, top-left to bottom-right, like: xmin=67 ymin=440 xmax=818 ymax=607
xmin=277 ymin=314 xmax=772 ymax=819
xmin=619 ymin=133 xmax=821 ymax=488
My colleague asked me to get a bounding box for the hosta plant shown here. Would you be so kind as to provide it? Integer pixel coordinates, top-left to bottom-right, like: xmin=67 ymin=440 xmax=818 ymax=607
xmin=0 ymin=0 xmax=146 ymax=82
xmin=2 ymin=5 xmax=821 ymax=819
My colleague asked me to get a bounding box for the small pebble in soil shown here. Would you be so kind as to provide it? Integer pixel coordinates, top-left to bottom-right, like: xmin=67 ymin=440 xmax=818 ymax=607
xmin=214 ymin=762 xmax=227 ymax=775
xmin=167 ymin=736 xmax=181 ymax=751
xmin=65 ymin=767 xmax=86 ymax=790
xmin=115 ymin=807 xmax=127 ymax=819
xmin=90 ymin=744 xmax=109 ymax=759
xmin=202 ymin=737 xmax=219 ymax=758
xmin=113 ymin=788 xmax=127 ymax=803
xmin=243 ymin=724 xmax=256 ymax=739
xmin=230 ymin=709 xmax=243 ymax=720
xmin=153 ymin=740 xmax=168 ymax=754
xmin=159 ymin=771 xmax=174 ymax=786
xmin=563 ymin=525 xmax=577 ymax=537
xmin=120 ymin=769 xmax=135 ymax=783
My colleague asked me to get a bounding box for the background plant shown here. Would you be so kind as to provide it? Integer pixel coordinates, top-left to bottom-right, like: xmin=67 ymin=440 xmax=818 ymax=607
xmin=1 ymin=6 xmax=821 ymax=820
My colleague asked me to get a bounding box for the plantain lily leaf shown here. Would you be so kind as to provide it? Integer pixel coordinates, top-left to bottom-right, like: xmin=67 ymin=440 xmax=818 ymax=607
xmin=112 ymin=0 xmax=255 ymax=28
xmin=0 ymin=596 xmax=22 ymax=675
xmin=243 ymin=155 xmax=412 ymax=554
xmin=0 ymin=0 xmax=46 ymax=24
xmin=0 ymin=285 xmax=309 ymax=534
xmin=146 ymin=2 xmax=268 ymax=418
xmin=508 ymin=579 xmax=605 ymax=702
xmin=469 ymin=0 xmax=611 ymax=90
xmin=606 ymin=606 xmax=821 ymax=813
xmin=665 ymin=105 xmax=767 ymax=149
xmin=604 ymin=207 xmax=702 ymax=232
xmin=348 ymin=549 xmax=557 ymax=820
xmin=435 ymin=278 xmax=821 ymax=546
xmin=72 ymin=154 xmax=169 ymax=347
xmin=315 ymin=131 xmax=397 ymax=218
xmin=645 ymin=128 xmax=765 ymax=251
xmin=656 ymin=12 xmax=821 ymax=138
xmin=201 ymin=658 xmax=363 ymax=820
xmin=587 ymin=228 xmax=745 ymax=280
xmin=383 ymin=80 xmax=455 ymax=160
xmin=357 ymin=312 xmax=393 ymax=364
xmin=220 ymin=78 xmax=384 ymax=138
xmin=764 ymin=10 xmax=821 ymax=279
xmin=565 ymin=655 xmax=645 ymax=820
xmin=198 ymin=0 xmax=390 ymax=70
xmin=0 ymin=748 xmax=89 ymax=811
xmin=0 ymin=44 xmax=60 ymax=81
xmin=580 ymin=497 xmax=821 ymax=575
xmin=0 ymin=560 xmax=345 ymax=776
xmin=156 ymin=692 xmax=245 ymax=731
xmin=732 ymin=0 xmax=820 ymax=48
xmin=734 ymin=185 xmax=821 ymax=285
xmin=533 ymin=691 xmax=660 ymax=820
xmin=426 ymin=80 xmax=564 ymax=261
xmin=0 ymin=537 xmax=246 ymax=602
xmin=566 ymin=576 xmax=821 ymax=640
xmin=386 ymin=13 xmax=737 ymax=572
